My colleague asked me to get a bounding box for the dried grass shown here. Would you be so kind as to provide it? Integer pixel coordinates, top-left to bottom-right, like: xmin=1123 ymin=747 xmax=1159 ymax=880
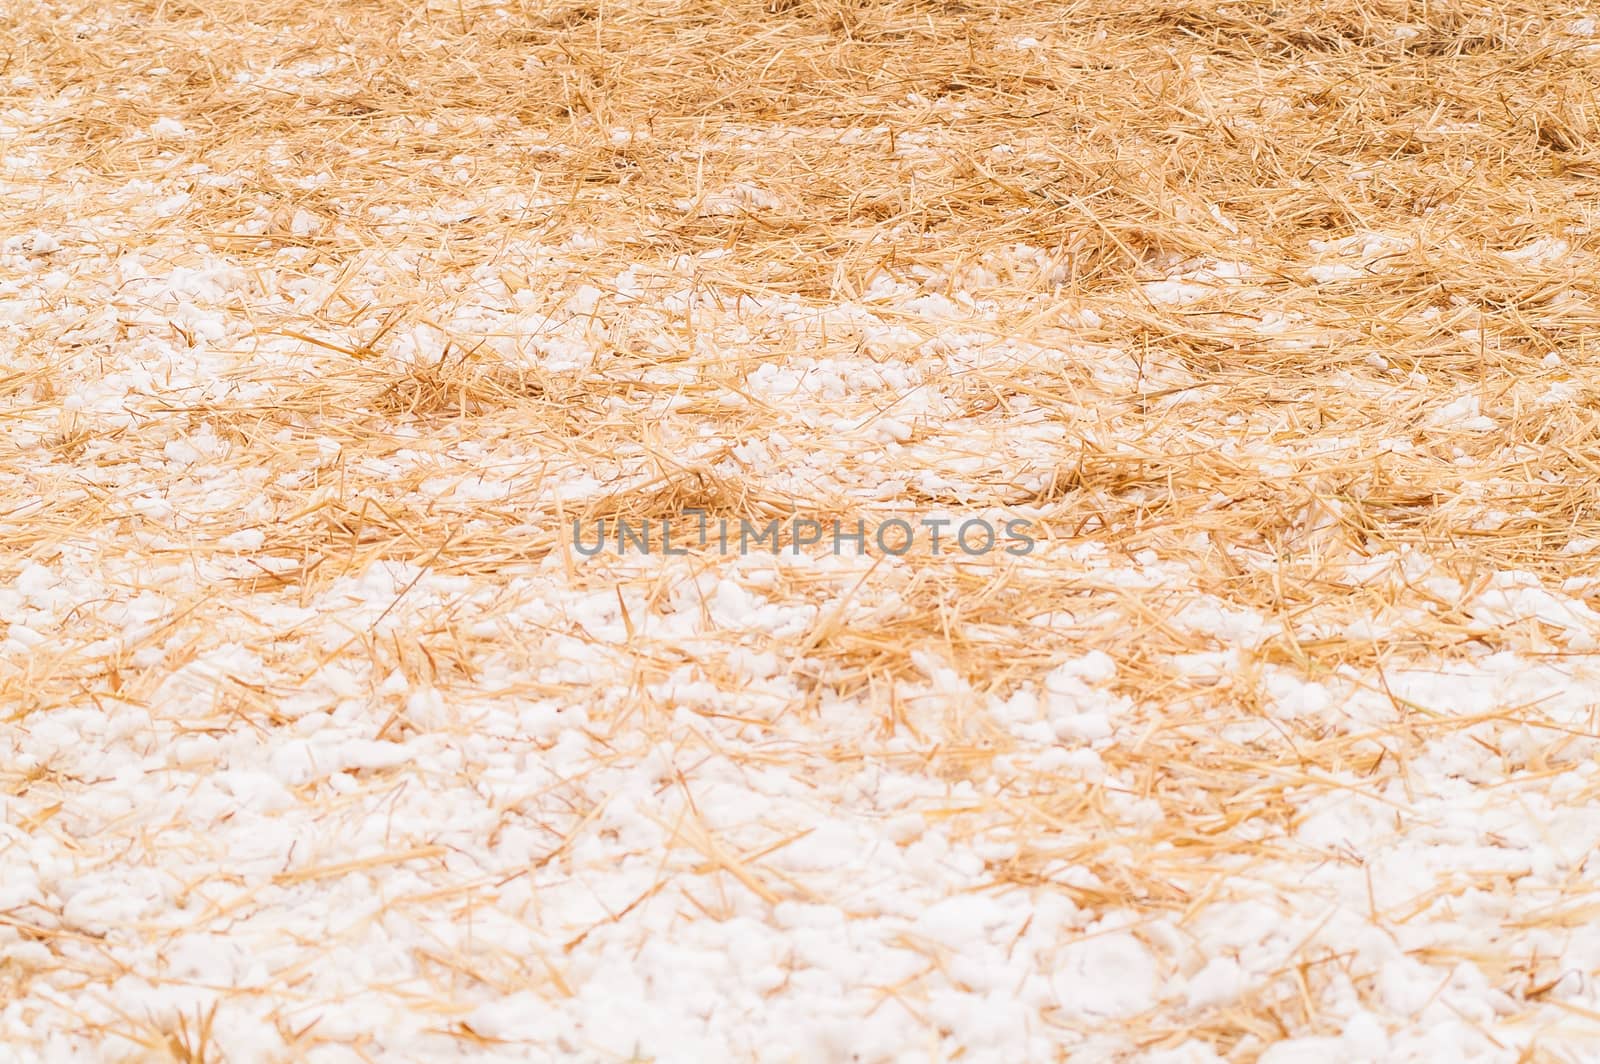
xmin=5 ymin=0 xmax=1600 ymax=1058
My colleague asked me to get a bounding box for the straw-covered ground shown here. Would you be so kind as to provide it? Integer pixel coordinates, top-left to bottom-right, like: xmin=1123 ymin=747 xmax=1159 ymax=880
xmin=4 ymin=0 xmax=1600 ymax=1059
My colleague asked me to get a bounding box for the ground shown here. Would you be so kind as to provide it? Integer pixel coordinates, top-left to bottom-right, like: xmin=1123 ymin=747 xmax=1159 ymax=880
xmin=3 ymin=0 xmax=1600 ymax=1060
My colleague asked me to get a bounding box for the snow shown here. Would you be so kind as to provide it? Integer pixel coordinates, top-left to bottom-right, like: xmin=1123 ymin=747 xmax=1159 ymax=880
xmin=2 ymin=4 xmax=1600 ymax=1062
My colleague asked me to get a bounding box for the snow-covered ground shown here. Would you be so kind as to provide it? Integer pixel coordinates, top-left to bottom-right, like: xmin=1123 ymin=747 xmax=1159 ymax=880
xmin=5 ymin=0 xmax=1600 ymax=1060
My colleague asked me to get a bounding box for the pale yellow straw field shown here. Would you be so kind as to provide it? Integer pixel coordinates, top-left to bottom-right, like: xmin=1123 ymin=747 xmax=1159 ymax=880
xmin=3 ymin=0 xmax=1600 ymax=1059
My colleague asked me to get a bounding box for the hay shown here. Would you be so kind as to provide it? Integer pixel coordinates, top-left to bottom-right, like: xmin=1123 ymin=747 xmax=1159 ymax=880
xmin=2 ymin=0 xmax=1600 ymax=1058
